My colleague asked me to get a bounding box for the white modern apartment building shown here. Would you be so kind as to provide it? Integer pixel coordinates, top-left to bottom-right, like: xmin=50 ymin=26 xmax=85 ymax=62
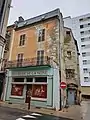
xmin=64 ymin=14 xmax=90 ymax=98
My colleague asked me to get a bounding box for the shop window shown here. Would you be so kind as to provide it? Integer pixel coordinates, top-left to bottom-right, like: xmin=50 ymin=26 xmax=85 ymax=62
xmin=35 ymin=77 xmax=47 ymax=82
xmin=26 ymin=84 xmax=47 ymax=99
xmin=11 ymin=84 xmax=24 ymax=96
xmin=32 ymin=84 xmax=47 ymax=98
xmin=26 ymin=78 xmax=33 ymax=82
xmin=13 ymin=78 xmax=24 ymax=82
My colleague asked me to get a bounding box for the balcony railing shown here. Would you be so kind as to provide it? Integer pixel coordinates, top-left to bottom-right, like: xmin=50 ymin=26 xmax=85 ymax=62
xmin=6 ymin=56 xmax=52 ymax=68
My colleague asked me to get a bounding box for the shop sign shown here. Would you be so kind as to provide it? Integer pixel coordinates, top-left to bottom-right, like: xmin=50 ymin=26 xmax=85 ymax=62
xmin=12 ymin=70 xmax=48 ymax=77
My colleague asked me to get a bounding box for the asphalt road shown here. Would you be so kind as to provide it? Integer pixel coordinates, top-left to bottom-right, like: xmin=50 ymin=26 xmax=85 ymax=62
xmin=0 ymin=106 xmax=73 ymax=120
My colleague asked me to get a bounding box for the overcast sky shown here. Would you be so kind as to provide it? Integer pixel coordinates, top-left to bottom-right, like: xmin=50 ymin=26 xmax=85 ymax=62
xmin=8 ymin=0 xmax=90 ymax=25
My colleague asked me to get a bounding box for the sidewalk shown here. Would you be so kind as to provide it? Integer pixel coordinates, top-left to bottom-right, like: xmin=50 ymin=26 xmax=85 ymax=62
xmin=0 ymin=101 xmax=83 ymax=120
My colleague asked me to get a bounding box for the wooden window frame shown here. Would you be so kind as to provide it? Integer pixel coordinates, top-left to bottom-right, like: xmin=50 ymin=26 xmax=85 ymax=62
xmin=19 ymin=34 xmax=26 ymax=46
xmin=38 ymin=29 xmax=45 ymax=42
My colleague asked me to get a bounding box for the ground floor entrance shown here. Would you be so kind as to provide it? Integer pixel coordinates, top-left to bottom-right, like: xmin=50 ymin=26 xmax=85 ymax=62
xmin=67 ymin=89 xmax=76 ymax=105
xmin=4 ymin=66 xmax=61 ymax=110
xmin=67 ymin=83 xmax=78 ymax=105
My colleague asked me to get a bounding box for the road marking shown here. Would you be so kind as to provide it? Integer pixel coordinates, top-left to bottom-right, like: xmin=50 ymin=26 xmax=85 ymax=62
xmin=16 ymin=118 xmax=25 ymax=120
xmin=23 ymin=115 xmax=36 ymax=119
xmin=31 ymin=113 xmax=42 ymax=116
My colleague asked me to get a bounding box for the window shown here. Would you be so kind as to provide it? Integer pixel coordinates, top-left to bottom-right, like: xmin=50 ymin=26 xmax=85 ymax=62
xmin=66 ymin=31 xmax=70 ymax=36
xmin=81 ymin=38 xmax=85 ymax=42
xmin=89 ymin=30 xmax=90 ymax=33
xmin=79 ymin=18 xmax=83 ymax=21
xmin=26 ymin=78 xmax=33 ymax=82
xmin=81 ymin=45 xmax=85 ymax=48
xmin=17 ymin=53 xmax=23 ymax=67
xmin=83 ymin=68 xmax=88 ymax=73
xmin=83 ymin=60 xmax=87 ymax=65
xmin=80 ymin=25 xmax=84 ymax=29
xmin=81 ymin=37 xmax=90 ymax=42
xmin=66 ymin=69 xmax=75 ymax=79
xmin=80 ymin=31 xmax=84 ymax=35
xmin=19 ymin=34 xmax=26 ymax=46
xmin=13 ymin=78 xmax=24 ymax=82
xmin=87 ymin=17 xmax=90 ymax=19
xmin=37 ymin=50 xmax=44 ymax=65
xmin=84 ymin=77 xmax=88 ymax=82
xmin=11 ymin=84 xmax=24 ymax=96
xmin=82 ymin=52 xmax=86 ymax=57
xmin=35 ymin=77 xmax=47 ymax=82
xmin=26 ymin=77 xmax=47 ymax=99
xmin=67 ymin=51 xmax=71 ymax=58
xmin=32 ymin=84 xmax=47 ymax=98
xmin=38 ymin=29 xmax=45 ymax=42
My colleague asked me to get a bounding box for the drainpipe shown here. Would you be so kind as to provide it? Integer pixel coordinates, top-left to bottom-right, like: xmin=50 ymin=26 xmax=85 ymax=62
xmin=58 ymin=12 xmax=62 ymax=111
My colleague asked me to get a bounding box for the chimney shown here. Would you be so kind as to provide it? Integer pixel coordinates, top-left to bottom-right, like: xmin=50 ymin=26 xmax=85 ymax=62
xmin=18 ymin=16 xmax=24 ymax=22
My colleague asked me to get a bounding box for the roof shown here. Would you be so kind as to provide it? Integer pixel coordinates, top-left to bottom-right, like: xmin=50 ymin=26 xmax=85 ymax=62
xmin=15 ymin=8 xmax=61 ymax=29
xmin=63 ymin=16 xmax=71 ymax=19
xmin=7 ymin=24 xmax=14 ymax=28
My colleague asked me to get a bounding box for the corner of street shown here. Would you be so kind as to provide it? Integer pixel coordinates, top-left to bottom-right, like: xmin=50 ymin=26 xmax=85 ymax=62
xmin=1 ymin=101 xmax=90 ymax=120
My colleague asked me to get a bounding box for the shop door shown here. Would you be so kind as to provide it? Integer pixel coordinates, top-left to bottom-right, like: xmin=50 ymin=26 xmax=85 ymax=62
xmin=25 ymin=84 xmax=32 ymax=103
xmin=68 ymin=90 xmax=75 ymax=105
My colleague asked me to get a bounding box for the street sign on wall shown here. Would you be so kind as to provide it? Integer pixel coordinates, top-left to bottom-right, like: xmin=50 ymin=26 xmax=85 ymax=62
xmin=60 ymin=82 xmax=67 ymax=89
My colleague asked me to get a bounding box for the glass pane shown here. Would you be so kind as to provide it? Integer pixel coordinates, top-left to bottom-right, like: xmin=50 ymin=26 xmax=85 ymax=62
xmin=35 ymin=77 xmax=47 ymax=82
xmin=11 ymin=84 xmax=24 ymax=96
xmin=13 ymin=78 xmax=24 ymax=82
xmin=26 ymin=78 xmax=33 ymax=82
xmin=32 ymin=84 xmax=47 ymax=98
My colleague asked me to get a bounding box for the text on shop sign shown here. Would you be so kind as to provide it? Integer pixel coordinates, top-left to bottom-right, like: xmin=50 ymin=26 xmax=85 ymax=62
xmin=12 ymin=70 xmax=47 ymax=76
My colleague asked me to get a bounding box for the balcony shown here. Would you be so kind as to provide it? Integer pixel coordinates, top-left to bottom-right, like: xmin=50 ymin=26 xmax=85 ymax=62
xmin=6 ymin=56 xmax=52 ymax=68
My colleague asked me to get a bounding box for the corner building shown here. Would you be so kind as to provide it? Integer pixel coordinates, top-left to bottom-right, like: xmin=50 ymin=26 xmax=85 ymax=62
xmin=4 ymin=9 xmax=65 ymax=110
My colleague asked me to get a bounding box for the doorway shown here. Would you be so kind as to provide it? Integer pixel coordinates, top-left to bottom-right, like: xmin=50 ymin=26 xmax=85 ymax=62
xmin=68 ymin=90 xmax=75 ymax=105
xmin=25 ymin=84 xmax=32 ymax=103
